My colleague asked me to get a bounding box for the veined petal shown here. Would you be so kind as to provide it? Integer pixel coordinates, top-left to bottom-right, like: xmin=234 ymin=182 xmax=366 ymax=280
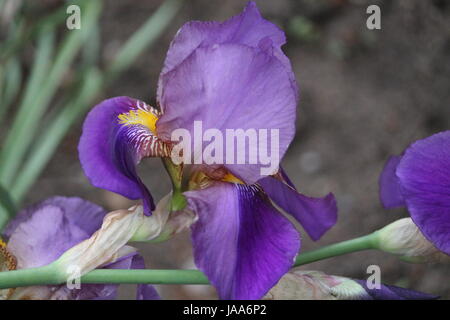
xmin=158 ymin=1 xmax=297 ymax=101
xmin=158 ymin=44 xmax=297 ymax=184
xmin=259 ymin=175 xmax=337 ymax=241
xmin=379 ymin=155 xmax=406 ymax=209
xmin=79 ymin=96 xmax=170 ymax=214
xmin=396 ymin=131 xmax=450 ymax=255
xmin=185 ymin=182 xmax=300 ymax=300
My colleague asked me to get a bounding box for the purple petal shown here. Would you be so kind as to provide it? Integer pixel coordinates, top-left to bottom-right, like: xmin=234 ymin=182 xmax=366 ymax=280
xmin=3 ymin=196 xmax=106 ymax=239
xmin=185 ymin=182 xmax=300 ymax=300
xmin=130 ymin=255 xmax=161 ymax=300
xmin=396 ymin=131 xmax=450 ymax=255
xmin=6 ymin=204 xmax=89 ymax=269
xmin=278 ymin=166 xmax=296 ymax=189
xmin=158 ymin=43 xmax=297 ymax=184
xmin=158 ymin=1 xmax=298 ymax=101
xmin=355 ymin=280 xmax=438 ymax=300
xmin=379 ymin=155 xmax=406 ymax=209
xmin=79 ymin=96 xmax=170 ymax=214
xmin=259 ymin=176 xmax=337 ymax=241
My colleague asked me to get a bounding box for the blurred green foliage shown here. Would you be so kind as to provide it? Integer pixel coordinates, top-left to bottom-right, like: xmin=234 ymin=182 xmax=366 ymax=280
xmin=0 ymin=0 xmax=183 ymax=230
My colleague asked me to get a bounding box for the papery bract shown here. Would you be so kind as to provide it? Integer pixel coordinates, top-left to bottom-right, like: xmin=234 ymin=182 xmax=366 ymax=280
xmin=264 ymin=269 xmax=437 ymax=300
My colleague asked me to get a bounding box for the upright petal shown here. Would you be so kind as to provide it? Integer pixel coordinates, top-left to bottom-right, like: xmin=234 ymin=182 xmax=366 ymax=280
xmin=185 ymin=182 xmax=300 ymax=300
xmin=396 ymin=131 xmax=450 ymax=255
xmin=158 ymin=1 xmax=297 ymax=100
xmin=79 ymin=96 xmax=170 ymax=214
xmin=259 ymin=175 xmax=337 ymax=241
xmin=379 ymin=155 xmax=406 ymax=209
xmin=158 ymin=44 xmax=297 ymax=183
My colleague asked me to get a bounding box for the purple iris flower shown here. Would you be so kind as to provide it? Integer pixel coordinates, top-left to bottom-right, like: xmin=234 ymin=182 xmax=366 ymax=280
xmin=379 ymin=130 xmax=450 ymax=256
xmin=1 ymin=196 xmax=159 ymax=300
xmin=78 ymin=2 xmax=337 ymax=299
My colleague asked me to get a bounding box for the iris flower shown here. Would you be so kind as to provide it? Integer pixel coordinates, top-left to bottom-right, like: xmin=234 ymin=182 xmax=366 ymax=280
xmin=79 ymin=2 xmax=337 ymax=299
xmin=379 ymin=130 xmax=450 ymax=256
xmin=0 ymin=197 xmax=159 ymax=300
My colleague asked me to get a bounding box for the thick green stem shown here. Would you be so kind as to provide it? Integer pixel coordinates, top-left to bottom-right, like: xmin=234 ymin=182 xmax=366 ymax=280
xmin=0 ymin=264 xmax=62 ymax=289
xmin=81 ymin=269 xmax=208 ymax=285
xmin=161 ymin=158 xmax=187 ymax=211
xmin=0 ymin=234 xmax=379 ymax=289
xmin=294 ymin=233 xmax=377 ymax=267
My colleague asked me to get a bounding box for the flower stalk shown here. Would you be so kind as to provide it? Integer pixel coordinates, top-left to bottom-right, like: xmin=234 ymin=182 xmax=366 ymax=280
xmin=294 ymin=233 xmax=378 ymax=266
xmin=0 ymin=233 xmax=379 ymax=290
xmin=161 ymin=157 xmax=187 ymax=211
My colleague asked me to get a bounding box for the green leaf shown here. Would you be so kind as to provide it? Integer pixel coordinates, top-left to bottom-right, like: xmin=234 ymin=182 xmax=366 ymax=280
xmin=0 ymin=183 xmax=17 ymax=230
xmin=0 ymin=0 xmax=101 ymax=185
xmin=105 ymin=0 xmax=183 ymax=80
xmin=12 ymin=68 xmax=102 ymax=202
xmin=0 ymin=57 xmax=22 ymax=121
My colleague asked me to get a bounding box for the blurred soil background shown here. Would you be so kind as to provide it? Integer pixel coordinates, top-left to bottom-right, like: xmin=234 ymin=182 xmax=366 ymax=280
xmin=3 ymin=0 xmax=450 ymax=299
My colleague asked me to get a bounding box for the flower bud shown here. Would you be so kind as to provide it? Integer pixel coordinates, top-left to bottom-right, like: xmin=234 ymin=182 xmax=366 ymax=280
xmin=264 ymin=269 xmax=437 ymax=300
xmin=263 ymin=270 xmax=364 ymax=300
xmin=374 ymin=218 xmax=450 ymax=263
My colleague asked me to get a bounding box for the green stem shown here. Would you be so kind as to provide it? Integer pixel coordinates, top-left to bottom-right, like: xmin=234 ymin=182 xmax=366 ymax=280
xmin=0 ymin=264 xmax=62 ymax=289
xmin=81 ymin=269 xmax=208 ymax=285
xmin=161 ymin=158 xmax=187 ymax=211
xmin=0 ymin=234 xmax=378 ymax=289
xmin=294 ymin=233 xmax=377 ymax=267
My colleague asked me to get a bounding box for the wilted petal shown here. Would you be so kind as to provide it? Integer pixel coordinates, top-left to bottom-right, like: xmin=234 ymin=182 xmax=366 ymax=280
xmin=396 ymin=131 xmax=450 ymax=255
xmin=375 ymin=218 xmax=450 ymax=263
xmin=158 ymin=1 xmax=297 ymax=101
xmin=131 ymin=193 xmax=197 ymax=243
xmin=55 ymin=205 xmax=146 ymax=275
xmin=379 ymin=155 xmax=406 ymax=209
xmin=259 ymin=175 xmax=337 ymax=241
xmin=79 ymin=96 xmax=170 ymax=214
xmin=265 ymin=269 xmax=437 ymax=300
xmin=158 ymin=44 xmax=297 ymax=183
xmin=186 ymin=182 xmax=300 ymax=300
